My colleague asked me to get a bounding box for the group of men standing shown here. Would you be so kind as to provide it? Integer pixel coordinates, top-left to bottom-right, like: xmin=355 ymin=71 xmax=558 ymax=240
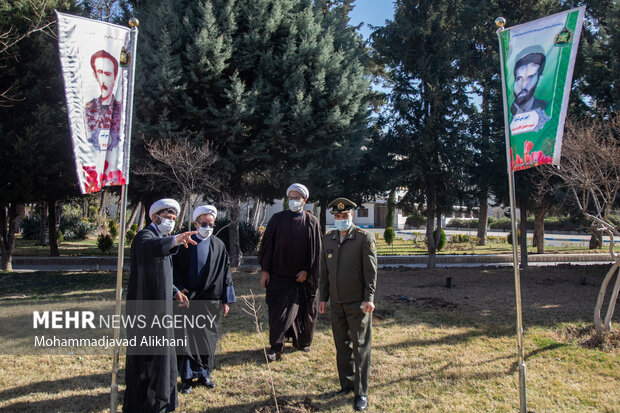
xmin=123 ymin=182 xmax=377 ymax=412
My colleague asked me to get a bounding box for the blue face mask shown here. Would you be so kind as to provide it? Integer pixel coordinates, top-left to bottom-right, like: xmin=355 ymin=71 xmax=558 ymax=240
xmin=334 ymin=217 xmax=352 ymax=231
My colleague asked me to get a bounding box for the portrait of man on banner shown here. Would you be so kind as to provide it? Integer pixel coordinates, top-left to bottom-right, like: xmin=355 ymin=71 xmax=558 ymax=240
xmin=499 ymin=7 xmax=585 ymax=171
xmin=85 ymin=49 xmax=123 ymax=152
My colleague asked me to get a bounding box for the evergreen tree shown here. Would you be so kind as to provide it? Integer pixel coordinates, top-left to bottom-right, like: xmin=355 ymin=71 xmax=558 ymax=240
xmin=372 ymin=0 xmax=475 ymax=267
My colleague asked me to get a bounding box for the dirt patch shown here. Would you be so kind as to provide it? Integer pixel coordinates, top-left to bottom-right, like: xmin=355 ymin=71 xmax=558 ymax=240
xmin=254 ymin=396 xmax=316 ymax=413
xmin=558 ymin=325 xmax=620 ymax=352
xmin=384 ymin=294 xmax=458 ymax=311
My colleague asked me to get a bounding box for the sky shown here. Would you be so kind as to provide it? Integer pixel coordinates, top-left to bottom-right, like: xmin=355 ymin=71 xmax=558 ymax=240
xmin=348 ymin=0 xmax=396 ymax=40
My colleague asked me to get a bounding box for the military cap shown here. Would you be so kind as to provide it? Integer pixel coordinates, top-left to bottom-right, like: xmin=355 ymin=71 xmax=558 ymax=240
xmin=513 ymin=45 xmax=546 ymax=76
xmin=328 ymin=197 xmax=357 ymax=214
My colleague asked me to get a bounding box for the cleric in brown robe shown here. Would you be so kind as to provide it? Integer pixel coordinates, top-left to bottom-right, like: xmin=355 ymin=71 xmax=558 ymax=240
xmin=123 ymin=199 xmax=195 ymax=413
xmin=258 ymin=183 xmax=322 ymax=361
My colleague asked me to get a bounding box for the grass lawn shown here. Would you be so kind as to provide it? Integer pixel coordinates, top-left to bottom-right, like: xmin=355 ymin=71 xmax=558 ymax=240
xmin=13 ymin=238 xmax=131 ymax=257
xmin=0 ymin=265 xmax=619 ymax=412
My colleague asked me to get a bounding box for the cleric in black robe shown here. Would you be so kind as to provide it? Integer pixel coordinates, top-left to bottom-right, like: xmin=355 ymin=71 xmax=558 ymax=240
xmin=123 ymin=199 xmax=196 ymax=413
xmin=258 ymin=183 xmax=322 ymax=361
xmin=172 ymin=205 xmax=236 ymax=394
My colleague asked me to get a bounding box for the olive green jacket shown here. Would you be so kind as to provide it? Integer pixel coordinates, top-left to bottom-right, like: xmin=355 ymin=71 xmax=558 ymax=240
xmin=319 ymin=225 xmax=377 ymax=304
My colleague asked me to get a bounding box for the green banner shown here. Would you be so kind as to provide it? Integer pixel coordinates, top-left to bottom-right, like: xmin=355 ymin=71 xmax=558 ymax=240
xmin=499 ymin=7 xmax=584 ymax=171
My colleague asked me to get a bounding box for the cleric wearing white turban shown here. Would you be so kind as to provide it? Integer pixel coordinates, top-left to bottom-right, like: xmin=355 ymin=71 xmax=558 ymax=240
xmin=173 ymin=204 xmax=236 ymax=393
xmin=124 ymin=198 xmax=197 ymax=413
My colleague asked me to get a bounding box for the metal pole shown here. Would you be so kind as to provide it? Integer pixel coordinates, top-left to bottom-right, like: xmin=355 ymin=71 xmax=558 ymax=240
xmin=496 ymin=17 xmax=527 ymax=413
xmin=110 ymin=17 xmax=139 ymax=413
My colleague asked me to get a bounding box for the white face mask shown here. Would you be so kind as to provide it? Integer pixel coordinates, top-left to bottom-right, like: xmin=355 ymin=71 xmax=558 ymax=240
xmin=289 ymin=199 xmax=303 ymax=212
xmin=157 ymin=217 xmax=175 ymax=235
xmin=334 ymin=217 xmax=352 ymax=231
xmin=197 ymin=226 xmax=213 ymax=239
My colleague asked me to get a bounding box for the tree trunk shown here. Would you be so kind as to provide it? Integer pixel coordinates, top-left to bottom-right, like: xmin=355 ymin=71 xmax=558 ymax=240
xmin=125 ymin=202 xmax=140 ymax=232
xmin=477 ymin=194 xmax=488 ymax=246
xmin=251 ymin=199 xmax=261 ymax=228
xmin=228 ymin=199 xmax=242 ymax=267
xmin=177 ymin=198 xmax=189 ymax=232
xmin=38 ymin=202 xmax=48 ymax=246
xmin=319 ymin=197 xmax=327 ymax=234
xmin=534 ymin=207 xmax=545 ymax=254
xmin=519 ymin=198 xmax=528 ymax=268
xmin=138 ymin=202 xmax=146 ymax=229
xmin=0 ymin=203 xmax=24 ymax=271
xmin=426 ymin=193 xmax=437 ymax=268
xmin=258 ymin=203 xmax=267 ymax=228
xmin=48 ymin=200 xmax=60 ymax=257
xmin=98 ymin=190 xmax=107 ymax=228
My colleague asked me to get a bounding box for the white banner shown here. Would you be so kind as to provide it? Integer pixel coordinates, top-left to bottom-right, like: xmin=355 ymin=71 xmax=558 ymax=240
xmin=57 ymin=12 xmax=131 ymax=194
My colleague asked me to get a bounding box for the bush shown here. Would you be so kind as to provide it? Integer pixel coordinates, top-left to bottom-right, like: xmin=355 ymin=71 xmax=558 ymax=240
xmin=432 ymin=227 xmax=446 ymax=251
xmin=447 ymin=219 xmax=478 ymax=229
xmin=56 ymin=229 xmax=64 ymax=244
xmin=490 ymin=217 xmax=512 ymax=230
xmin=451 ymin=234 xmax=473 ymax=243
xmin=214 ymin=218 xmax=261 ymax=254
xmin=20 ymin=216 xmax=41 ymax=240
xmin=108 ymin=219 xmax=118 ymax=241
xmin=384 ymin=227 xmax=395 ymax=246
xmin=126 ymin=229 xmax=136 ymax=245
xmin=59 ymin=215 xmax=96 ymax=240
xmin=506 ymin=230 xmax=521 ymax=245
xmin=97 ymin=233 xmax=114 ymax=255
xmin=405 ymin=210 xmax=427 ymax=228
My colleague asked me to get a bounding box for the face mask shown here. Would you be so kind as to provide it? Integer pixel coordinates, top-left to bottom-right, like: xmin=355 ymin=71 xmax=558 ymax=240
xmin=157 ymin=217 xmax=175 ymax=235
xmin=197 ymin=226 xmax=213 ymax=239
xmin=289 ymin=199 xmax=303 ymax=212
xmin=334 ymin=217 xmax=352 ymax=231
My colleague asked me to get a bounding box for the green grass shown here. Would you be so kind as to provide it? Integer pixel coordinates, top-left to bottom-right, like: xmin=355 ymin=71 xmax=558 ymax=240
xmin=0 ymin=266 xmax=618 ymax=412
xmin=13 ymin=238 xmax=130 ymax=256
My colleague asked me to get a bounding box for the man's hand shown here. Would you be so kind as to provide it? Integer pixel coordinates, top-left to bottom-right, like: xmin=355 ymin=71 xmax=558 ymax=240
xmin=362 ymin=301 xmax=375 ymax=313
xmin=222 ymin=303 xmax=230 ymax=317
xmin=295 ymin=270 xmax=308 ymax=283
xmin=174 ymin=291 xmax=189 ymax=308
xmin=176 ymin=231 xmax=198 ymax=248
xmin=318 ymin=301 xmax=327 ymax=314
xmin=260 ymin=271 xmax=270 ymax=288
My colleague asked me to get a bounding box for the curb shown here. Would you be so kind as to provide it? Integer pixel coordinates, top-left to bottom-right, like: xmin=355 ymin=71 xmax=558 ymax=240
xmin=11 ymin=253 xmax=614 ymax=268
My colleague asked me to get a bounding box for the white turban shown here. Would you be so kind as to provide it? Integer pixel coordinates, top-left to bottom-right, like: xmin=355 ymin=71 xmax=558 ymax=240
xmin=193 ymin=205 xmax=217 ymax=222
xmin=149 ymin=198 xmax=181 ymax=219
xmin=286 ymin=183 xmax=309 ymax=199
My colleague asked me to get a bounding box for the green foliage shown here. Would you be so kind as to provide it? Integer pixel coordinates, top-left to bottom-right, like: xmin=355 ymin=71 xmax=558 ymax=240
xmin=383 ymin=227 xmax=395 ymax=246
xmin=405 ymin=210 xmax=427 ymax=228
xmin=214 ymin=218 xmax=261 ymax=255
xmin=97 ymin=234 xmax=114 ymax=255
xmin=125 ymin=229 xmax=136 ymax=245
xmin=130 ymin=224 xmax=139 ymax=232
xmin=385 ymin=190 xmax=396 ymax=228
xmin=506 ymin=230 xmax=521 ymax=245
xmin=452 ymin=234 xmax=473 ymax=243
xmin=433 ymin=228 xmax=446 ymax=251
xmin=59 ymin=215 xmax=96 ymax=240
xmin=108 ymin=219 xmax=118 ymax=241
xmin=447 ymin=219 xmax=478 ymax=229
xmin=20 ymin=216 xmax=41 ymax=240
xmin=56 ymin=229 xmax=64 ymax=245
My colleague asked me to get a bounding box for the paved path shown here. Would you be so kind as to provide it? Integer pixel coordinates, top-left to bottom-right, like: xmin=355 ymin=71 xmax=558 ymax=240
xmin=9 ymin=253 xmax=615 ymax=272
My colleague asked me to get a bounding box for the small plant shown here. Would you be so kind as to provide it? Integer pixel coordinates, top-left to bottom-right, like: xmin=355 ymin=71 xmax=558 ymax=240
xmin=56 ymin=229 xmax=64 ymax=245
xmin=433 ymin=227 xmax=446 ymax=251
xmin=108 ymin=219 xmax=118 ymax=241
xmin=126 ymin=228 xmax=136 ymax=245
xmin=506 ymin=230 xmax=521 ymax=245
xmin=97 ymin=233 xmax=114 ymax=255
xmin=384 ymin=227 xmax=395 ymax=246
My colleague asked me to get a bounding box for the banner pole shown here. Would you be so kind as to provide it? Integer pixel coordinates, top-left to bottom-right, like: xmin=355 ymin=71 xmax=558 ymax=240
xmin=110 ymin=17 xmax=139 ymax=413
xmin=496 ymin=17 xmax=527 ymax=413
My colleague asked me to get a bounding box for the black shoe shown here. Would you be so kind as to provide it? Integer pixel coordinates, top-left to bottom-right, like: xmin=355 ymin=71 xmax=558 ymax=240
xmin=335 ymin=387 xmax=353 ymax=396
xmin=296 ymin=346 xmax=311 ymax=353
xmin=197 ymin=377 xmax=216 ymax=389
xmin=180 ymin=381 xmax=193 ymax=394
xmin=266 ymin=351 xmax=281 ymax=362
xmin=354 ymin=395 xmax=368 ymax=411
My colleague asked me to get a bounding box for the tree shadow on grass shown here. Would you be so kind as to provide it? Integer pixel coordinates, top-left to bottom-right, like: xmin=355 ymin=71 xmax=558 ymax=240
xmin=0 ymin=372 xmax=110 ymax=413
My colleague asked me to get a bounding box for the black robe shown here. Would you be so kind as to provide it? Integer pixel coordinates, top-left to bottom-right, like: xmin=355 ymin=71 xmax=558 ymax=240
xmin=123 ymin=226 xmax=179 ymax=413
xmin=258 ymin=210 xmax=322 ymax=352
xmin=172 ymin=234 xmax=235 ymax=380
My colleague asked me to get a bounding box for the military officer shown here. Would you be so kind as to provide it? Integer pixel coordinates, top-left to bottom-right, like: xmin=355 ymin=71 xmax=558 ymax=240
xmin=318 ymin=198 xmax=377 ymax=411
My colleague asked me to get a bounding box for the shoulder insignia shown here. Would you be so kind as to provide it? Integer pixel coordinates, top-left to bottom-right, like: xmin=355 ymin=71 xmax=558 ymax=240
xmin=370 ymin=241 xmax=376 ymax=251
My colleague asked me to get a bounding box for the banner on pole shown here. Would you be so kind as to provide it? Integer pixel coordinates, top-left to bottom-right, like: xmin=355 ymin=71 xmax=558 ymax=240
xmin=499 ymin=7 xmax=585 ymax=171
xmin=57 ymin=12 xmax=132 ymax=194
